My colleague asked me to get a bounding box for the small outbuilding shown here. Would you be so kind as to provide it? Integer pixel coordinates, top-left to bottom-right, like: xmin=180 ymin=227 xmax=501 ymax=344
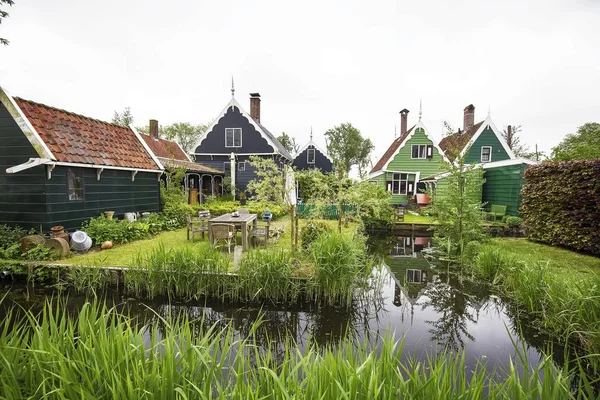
xmin=0 ymin=87 xmax=163 ymax=231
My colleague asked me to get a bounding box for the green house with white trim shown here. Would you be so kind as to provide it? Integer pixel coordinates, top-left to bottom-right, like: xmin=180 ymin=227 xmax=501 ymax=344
xmin=437 ymin=104 xmax=536 ymax=216
xmin=369 ymin=109 xmax=448 ymax=205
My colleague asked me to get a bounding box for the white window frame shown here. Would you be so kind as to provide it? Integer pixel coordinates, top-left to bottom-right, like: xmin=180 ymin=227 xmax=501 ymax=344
xmin=307 ymin=148 xmax=316 ymax=164
xmin=481 ymin=146 xmax=492 ymax=163
xmin=411 ymin=144 xmax=427 ymax=159
xmin=238 ymin=161 xmax=246 ymax=171
xmin=225 ymin=128 xmax=242 ymax=148
xmin=391 ymin=173 xmax=409 ymax=195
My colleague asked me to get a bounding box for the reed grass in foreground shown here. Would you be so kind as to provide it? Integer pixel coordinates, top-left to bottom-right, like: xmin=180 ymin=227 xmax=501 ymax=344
xmin=0 ymin=299 xmax=591 ymax=400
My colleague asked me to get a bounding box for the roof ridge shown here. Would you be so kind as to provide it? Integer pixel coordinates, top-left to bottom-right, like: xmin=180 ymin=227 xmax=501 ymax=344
xmin=13 ymin=96 xmax=131 ymax=131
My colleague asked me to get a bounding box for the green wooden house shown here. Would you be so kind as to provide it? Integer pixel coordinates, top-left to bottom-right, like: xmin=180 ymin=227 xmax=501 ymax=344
xmin=435 ymin=105 xmax=536 ymax=216
xmin=369 ymin=109 xmax=448 ymax=205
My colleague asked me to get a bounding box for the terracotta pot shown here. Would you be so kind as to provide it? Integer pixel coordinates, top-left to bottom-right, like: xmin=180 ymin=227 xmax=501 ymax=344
xmin=104 ymin=211 xmax=115 ymax=220
xmin=101 ymin=241 xmax=113 ymax=250
xmin=50 ymin=225 xmax=69 ymax=243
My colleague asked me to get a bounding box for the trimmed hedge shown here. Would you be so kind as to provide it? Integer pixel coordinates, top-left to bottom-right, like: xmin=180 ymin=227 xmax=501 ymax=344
xmin=520 ymin=160 xmax=600 ymax=255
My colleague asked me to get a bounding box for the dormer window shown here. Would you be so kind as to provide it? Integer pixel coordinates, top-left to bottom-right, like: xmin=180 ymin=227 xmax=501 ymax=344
xmin=225 ymin=128 xmax=242 ymax=147
xmin=307 ymin=148 xmax=316 ymax=164
xmin=412 ymin=144 xmax=433 ymax=159
xmin=481 ymin=146 xmax=492 ymax=163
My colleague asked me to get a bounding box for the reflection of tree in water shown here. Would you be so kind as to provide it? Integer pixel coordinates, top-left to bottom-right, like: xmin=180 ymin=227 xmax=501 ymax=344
xmin=421 ymin=267 xmax=490 ymax=351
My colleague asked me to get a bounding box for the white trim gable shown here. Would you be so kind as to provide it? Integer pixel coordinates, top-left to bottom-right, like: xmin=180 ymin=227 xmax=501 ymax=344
xmin=458 ymin=115 xmax=515 ymax=161
xmin=297 ymin=140 xmax=333 ymax=164
xmin=0 ymin=87 xmax=56 ymax=160
xmin=382 ymin=121 xmax=450 ymax=171
xmin=190 ymin=97 xmax=286 ymax=159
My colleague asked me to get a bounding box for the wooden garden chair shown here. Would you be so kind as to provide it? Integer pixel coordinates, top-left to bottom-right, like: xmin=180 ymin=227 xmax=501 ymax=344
xmin=186 ymin=214 xmax=208 ymax=241
xmin=249 ymin=221 xmax=270 ymax=248
xmin=211 ymin=223 xmax=235 ymax=253
xmin=487 ymin=205 xmax=507 ymax=222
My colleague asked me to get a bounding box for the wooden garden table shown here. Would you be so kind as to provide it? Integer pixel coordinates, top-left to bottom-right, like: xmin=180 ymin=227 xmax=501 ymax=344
xmin=208 ymin=213 xmax=257 ymax=251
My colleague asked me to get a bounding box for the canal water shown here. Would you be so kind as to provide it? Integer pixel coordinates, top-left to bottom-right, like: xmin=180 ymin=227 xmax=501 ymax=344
xmin=0 ymin=233 xmax=566 ymax=376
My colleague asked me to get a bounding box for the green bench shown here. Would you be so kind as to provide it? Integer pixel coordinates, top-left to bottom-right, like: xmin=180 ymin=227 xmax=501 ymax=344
xmin=487 ymin=205 xmax=507 ymax=221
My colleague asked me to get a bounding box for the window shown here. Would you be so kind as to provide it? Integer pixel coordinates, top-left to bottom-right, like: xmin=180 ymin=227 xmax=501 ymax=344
xmin=481 ymin=146 xmax=492 ymax=162
xmin=406 ymin=269 xmax=427 ymax=283
xmin=238 ymin=162 xmax=246 ymax=171
xmin=225 ymin=128 xmax=242 ymax=147
xmin=411 ymin=144 xmax=426 ymax=159
xmin=307 ymin=148 xmax=315 ymax=164
xmin=391 ymin=173 xmax=408 ymax=195
xmin=67 ymin=168 xmax=84 ymax=201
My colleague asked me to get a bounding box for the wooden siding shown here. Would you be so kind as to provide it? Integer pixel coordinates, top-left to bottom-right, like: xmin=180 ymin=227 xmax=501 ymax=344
xmin=193 ymin=106 xmax=275 ymax=155
xmin=0 ymin=101 xmax=48 ymax=229
xmin=44 ymin=167 xmax=160 ymax=231
xmin=482 ymin=164 xmax=526 ymax=216
xmin=293 ymin=145 xmax=333 ymax=172
xmin=464 ymin=126 xmax=510 ymax=164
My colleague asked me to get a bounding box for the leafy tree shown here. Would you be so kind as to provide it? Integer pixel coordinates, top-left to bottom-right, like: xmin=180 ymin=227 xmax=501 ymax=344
xmin=501 ymin=125 xmax=531 ymax=158
xmin=325 ymin=123 xmax=374 ymax=232
xmin=551 ymin=122 xmax=600 ymax=161
xmin=277 ymin=132 xmax=299 ymax=156
xmin=344 ymin=181 xmax=394 ymax=227
xmin=427 ymin=156 xmax=485 ymax=260
xmin=246 ymin=156 xmax=285 ymax=203
xmin=0 ymin=0 xmax=14 ymax=46
xmin=163 ymin=123 xmax=208 ymax=154
xmin=112 ymin=107 xmax=134 ymax=127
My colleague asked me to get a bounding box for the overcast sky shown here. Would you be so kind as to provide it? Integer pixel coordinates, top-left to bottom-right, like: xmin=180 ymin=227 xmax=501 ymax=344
xmin=1 ymin=0 xmax=599 ymax=164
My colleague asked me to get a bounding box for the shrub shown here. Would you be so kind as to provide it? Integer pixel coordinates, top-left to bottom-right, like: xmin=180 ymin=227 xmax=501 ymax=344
xmin=162 ymin=201 xmax=194 ymax=228
xmin=82 ymin=216 xmax=151 ymax=245
xmin=521 ymin=160 xmax=600 ymax=255
xmin=0 ymin=224 xmax=35 ymax=250
xmin=196 ymin=200 xmax=286 ymax=219
xmin=300 ymin=221 xmax=331 ymax=250
xmin=505 ymin=216 xmax=522 ymax=228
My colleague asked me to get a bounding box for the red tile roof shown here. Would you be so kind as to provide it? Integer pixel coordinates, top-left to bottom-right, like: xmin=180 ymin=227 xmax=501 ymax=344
xmin=439 ymin=121 xmax=483 ymax=161
xmin=14 ymin=97 xmax=160 ymax=170
xmin=141 ymin=134 xmax=189 ymax=161
xmin=370 ymin=126 xmax=414 ymax=173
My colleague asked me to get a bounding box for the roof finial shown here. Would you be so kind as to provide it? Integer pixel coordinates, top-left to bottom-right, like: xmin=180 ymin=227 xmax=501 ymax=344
xmin=419 ymin=99 xmax=423 ymax=121
xmin=487 ymin=104 xmax=491 ymax=118
xmin=310 ymin=126 xmax=313 ymax=141
xmin=231 ymin=76 xmax=235 ymax=97
xmin=394 ymin=124 xmax=397 ymax=138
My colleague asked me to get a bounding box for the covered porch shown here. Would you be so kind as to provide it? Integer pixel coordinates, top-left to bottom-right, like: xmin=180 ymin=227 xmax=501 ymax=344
xmin=159 ymin=158 xmax=224 ymax=205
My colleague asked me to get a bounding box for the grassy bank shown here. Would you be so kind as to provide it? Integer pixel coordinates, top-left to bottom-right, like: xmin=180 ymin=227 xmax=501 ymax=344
xmin=467 ymin=238 xmax=600 ymax=361
xmin=0 ymin=299 xmax=588 ymax=399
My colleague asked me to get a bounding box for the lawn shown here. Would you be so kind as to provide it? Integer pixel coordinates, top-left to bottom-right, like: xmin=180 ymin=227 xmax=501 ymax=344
xmin=68 ymin=217 xmax=357 ymax=268
xmin=398 ymin=213 xmax=436 ymax=224
xmin=489 ymin=237 xmax=600 ymax=275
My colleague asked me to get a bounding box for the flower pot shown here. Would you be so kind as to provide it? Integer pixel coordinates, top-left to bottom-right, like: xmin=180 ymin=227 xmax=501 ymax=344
xmin=50 ymin=225 xmax=69 ymax=243
xmin=104 ymin=211 xmax=115 ymax=220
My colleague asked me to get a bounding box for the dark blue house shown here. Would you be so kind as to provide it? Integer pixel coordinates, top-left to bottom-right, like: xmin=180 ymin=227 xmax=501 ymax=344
xmin=191 ymin=87 xmax=292 ymax=196
xmin=293 ymin=131 xmax=334 ymax=173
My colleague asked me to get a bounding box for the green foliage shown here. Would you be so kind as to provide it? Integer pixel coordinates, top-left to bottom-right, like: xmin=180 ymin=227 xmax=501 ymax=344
xmin=295 ymin=169 xmax=338 ymax=203
xmin=300 ymin=221 xmax=331 ymax=250
xmin=197 ymin=200 xmax=286 ymax=219
xmin=551 ymin=122 xmax=600 ymax=161
xmin=111 ymin=106 xmax=134 ymax=127
xmin=21 ymin=244 xmax=53 ymax=261
xmin=0 ymin=299 xmax=587 ymax=399
xmin=82 ymin=216 xmax=151 ymax=245
xmin=163 ymin=122 xmax=208 ymax=154
xmin=246 ymin=156 xmax=286 ymax=203
xmin=427 ymin=158 xmax=486 ymax=259
xmin=238 ymin=249 xmax=297 ymax=303
xmin=308 ymin=232 xmax=372 ymax=306
xmin=0 ymin=0 xmax=14 ymax=46
xmin=0 ymin=224 xmax=34 ymax=250
xmin=521 ymin=160 xmax=600 ymax=255
xmin=324 ymin=123 xmax=374 ymax=178
xmin=504 ymin=216 xmax=522 ymax=228
xmin=276 ymin=131 xmax=299 ymax=155
xmin=344 ymin=181 xmax=394 ymax=227
xmin=160 ymin=167 xmax=194 ymax=227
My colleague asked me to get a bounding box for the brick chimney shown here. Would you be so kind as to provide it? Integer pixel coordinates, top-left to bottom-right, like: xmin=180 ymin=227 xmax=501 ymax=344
xmin=463 ymin=104 xmax=475 ymax=131
xmin=149 ymin=119 xmax=159 ymax=139
xmin=400 ymin=108 xmax=409 ymax=135
xmin=250 ymin=93 xmax=261 ymax=123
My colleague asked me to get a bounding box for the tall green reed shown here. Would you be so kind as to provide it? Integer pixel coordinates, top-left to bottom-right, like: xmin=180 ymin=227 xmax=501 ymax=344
xmin=0 ymin=298 xmax=587 ymax=399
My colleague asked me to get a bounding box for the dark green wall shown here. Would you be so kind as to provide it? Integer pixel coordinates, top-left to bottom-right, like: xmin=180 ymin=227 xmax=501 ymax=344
xmin=482 ymin=164 xmax=526 ymax=216
xmin=465 ymin=126 xmax=511 ymax=164
xmin=0 ymin=101 xmax=48 ymax=229
xmin=45 ymin=167 xmax=160 ymax=231
xmin=0 ymin=101 xmax=161 ymax=232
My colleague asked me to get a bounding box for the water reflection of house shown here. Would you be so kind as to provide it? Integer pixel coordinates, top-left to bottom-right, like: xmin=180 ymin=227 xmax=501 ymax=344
xmin=386 ymin=236 xmax=435 ymax=307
